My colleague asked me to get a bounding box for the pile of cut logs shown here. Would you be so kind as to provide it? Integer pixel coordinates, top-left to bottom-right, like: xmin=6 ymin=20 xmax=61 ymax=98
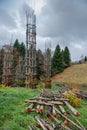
xmin=25 ymin=89 xmax=86 ymax=130
xmin=76 ymin=90 xmax=87 ymax=99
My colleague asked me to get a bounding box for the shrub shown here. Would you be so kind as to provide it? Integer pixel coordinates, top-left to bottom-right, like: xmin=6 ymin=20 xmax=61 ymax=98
xmin=63 ymin=90 xmax=81 ymax=107
xmin=0 ymin=84 xmax=10 ymax=89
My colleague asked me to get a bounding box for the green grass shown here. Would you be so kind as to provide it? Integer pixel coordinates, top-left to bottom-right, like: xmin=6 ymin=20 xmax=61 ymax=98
xmin=0 ymin=87 xmax=40 ymax=130
xmin=76 ymin=100 xmax=87 ymax=129
xmin=0 ymin=86 xmax=87 ymax=130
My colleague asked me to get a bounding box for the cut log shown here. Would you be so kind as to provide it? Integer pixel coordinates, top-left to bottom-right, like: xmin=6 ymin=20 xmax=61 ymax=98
xmin=61 ymin=123 xmax=72 ymax=130
xmin=36 ymin=105 xmax=40 ymax=113
xmin=40 ymin=119 xmax=54 ymax=130
xmin=54 ymin=97 xmax=69 ymax=101
xmin=49 ymin=113 xmax=71 ymax=130
xmin=35 ymin=116 xmax=48 ymax=130
xmin=48 ymin=101 xmax=63 ymax=105
xmin=48 ymin=113 xmax=61 ymax=125
xmin=40 ymin=105 xmax=44 ymax=113
xmin=28 ymin=125 xmax=33 ymax=130
xmin=25 ymin=100 xmax=53 ymax=106
xmin=64 ymin=101 xmax=80 ymax=116
xmin=54 ymin=107 xmax=83 ymax=130
xmin=59 ymin=105 xmax=67 ymax=116
xmin=63 ymin=120 xmax=69 ymax=126
xmin=69 ymin=111 xmax=86 ymax=130
xmin=52 ymin=106 xmax=56 ymax=117
xmin=26 ymin=103 xmax=34 ymax=112
xmin=29 ymin=97 xmax=69 ymax=101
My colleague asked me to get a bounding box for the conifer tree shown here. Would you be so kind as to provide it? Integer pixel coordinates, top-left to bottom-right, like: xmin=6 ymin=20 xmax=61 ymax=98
xmin=51 ymin=44 xmax=64 ymax=75
xmin=63 ymin=46 xmax=71 ymax=68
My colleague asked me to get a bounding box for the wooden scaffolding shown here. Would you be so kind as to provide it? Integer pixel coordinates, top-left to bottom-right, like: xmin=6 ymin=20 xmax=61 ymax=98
xmin=2 ymin=45 xmax=13 ymax=85
xmin=25 ymin=9 xmax=36 ymax=87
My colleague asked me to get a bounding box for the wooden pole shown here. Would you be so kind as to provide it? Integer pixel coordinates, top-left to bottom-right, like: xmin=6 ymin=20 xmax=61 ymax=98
xmin=25 ymin=100 xmax=53 ymax=106
xmin=59 ymin=105 xmax=67 ymax=116
xmin=64 ymin=101 xmax=80 ymax=116
xmin=54 ymin=107 xmax=83 ymax=130
xmin=35 ymin=116 xmax=48 ymax=130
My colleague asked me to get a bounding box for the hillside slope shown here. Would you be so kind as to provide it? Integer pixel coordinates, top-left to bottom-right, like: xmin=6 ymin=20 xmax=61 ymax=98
xmin=52 ymin=63 xmax=87 ymax=86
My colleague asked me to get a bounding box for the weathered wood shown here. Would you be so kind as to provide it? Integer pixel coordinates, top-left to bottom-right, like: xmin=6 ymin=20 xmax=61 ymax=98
xmin=40 ymin=105 xmax=44 ymax=113
xmin=36 ymin=105 xmax=40 ymax=113
xmin=40 ymin=119 xmax=54 ymax=130
xmin=48 ymin=101 xmax=63 ymax=105
xmin=64 ymin=101 xmax=80 ymax=116
xmin=54 ymin=97 xmax=69 ymax=101
xmin=52 ymin=106 xmax=56 ymax=117
xmin=28 ymin=125 xmax=33 ymax=130
xmin=48 ymin=113 xmax=61 ymax=124
xmin=49 ymin=113 xmax=71 ymax=130
xmin=35 ymin=116 xmax=48 ymax=130
xmin=76 ymin=91 xmax=87 ymax=99
xmin=30 ymin=97 xmax=69 ymax=101
xmin=25 ymin=100 xmax=53 ymax=106
xmin=54 ymin=107 xmax=83 ymax=130
xmin=26 ymin=103 xmax=34 ymax=112
xmin=63 ymin=120 xmax=69 ymax=126
xmin=45 ymin=118 xmax=56 ymax=129
xmin=61 ymin=123 xmax=72 ymax=130
xmin=59 ymin=105 xmax=67 ymax=116
xmin=69 ymin=111 xmax=86 ymax=130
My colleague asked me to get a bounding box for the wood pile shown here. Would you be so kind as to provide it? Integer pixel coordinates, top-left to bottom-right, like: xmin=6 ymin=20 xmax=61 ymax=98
xmin=25 ymin=89 xmax=86 ymax=130
xmin=76 ymin=90 xmax=87 ymax=99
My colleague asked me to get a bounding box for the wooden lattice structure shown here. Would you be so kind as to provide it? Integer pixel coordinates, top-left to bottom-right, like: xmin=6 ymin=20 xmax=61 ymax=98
xmin=25 ymin=9 xmax=36 ymax=87
xmin=2 ymin=45 xmax=13 ymax=85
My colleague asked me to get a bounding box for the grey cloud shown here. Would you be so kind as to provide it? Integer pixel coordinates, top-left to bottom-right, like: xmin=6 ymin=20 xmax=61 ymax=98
xmin=38 ymin=0 xmax=87 ymax=41
xmin=0 ymin=8 xmax=17 ymax=29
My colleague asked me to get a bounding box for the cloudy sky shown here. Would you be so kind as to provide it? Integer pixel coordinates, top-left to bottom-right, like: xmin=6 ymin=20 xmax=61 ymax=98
xmin=0 ymin=0 xmax=87 ymax=61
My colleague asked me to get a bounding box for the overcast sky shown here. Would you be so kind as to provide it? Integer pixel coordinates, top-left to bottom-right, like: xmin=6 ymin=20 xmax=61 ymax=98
xmin=0 ymin=0 xmax=87 ymax=61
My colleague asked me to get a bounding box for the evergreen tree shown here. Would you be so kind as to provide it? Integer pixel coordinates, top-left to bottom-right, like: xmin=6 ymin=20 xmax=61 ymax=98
xmin=63 ymin=46 xmax=71 ymax=68
xmin=13 ymin=39 xmax=25 ymax=58
xmin=51 ymin=44 xmax=64 ymax=75
xmin=20 ymin=42 xmax=25 ymax=58
xmin=13 ymin=39 xmax=20 ymax=52
xmin=84 ymin=56 xmax=87 ymax=61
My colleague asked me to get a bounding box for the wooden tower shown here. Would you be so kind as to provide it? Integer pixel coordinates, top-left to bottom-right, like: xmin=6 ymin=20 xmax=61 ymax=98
xmin=2 ymin=45 xmax=13 ymax=85
xmin=25 ymin=9 xmax=36 ymax=87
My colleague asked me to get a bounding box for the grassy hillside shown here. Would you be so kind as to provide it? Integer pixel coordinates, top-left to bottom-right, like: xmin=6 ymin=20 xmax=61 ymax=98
xmin=52 ymin=63 xmax=87 ymax=89
xmin=0 ymin=86 xmax=87 ymax=130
